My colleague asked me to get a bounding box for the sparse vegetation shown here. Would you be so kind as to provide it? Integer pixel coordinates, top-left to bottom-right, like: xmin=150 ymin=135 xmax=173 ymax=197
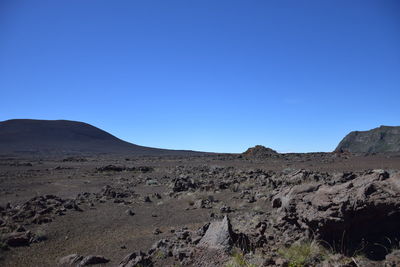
xmin=278 ymin=240 xmax=328 ymax=267
xmin=34 ymin=229 xmax=48 ymax=242
xmin=225 ymin=251 xmax=256 ymax=267
xmin=154 ymin=250 xmax=166 ymax=259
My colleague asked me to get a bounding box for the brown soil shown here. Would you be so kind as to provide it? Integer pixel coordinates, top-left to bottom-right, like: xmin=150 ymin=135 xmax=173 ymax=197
xmin=0 ymin=152 xmax=399 ymax=266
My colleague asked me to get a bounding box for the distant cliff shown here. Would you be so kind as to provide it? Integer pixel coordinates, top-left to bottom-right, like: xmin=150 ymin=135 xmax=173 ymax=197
xmin=335 ymin=126 xmax=400 ymax=153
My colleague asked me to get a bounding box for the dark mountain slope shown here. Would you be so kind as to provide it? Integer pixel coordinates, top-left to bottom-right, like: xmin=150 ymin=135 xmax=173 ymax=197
xmin=0 ymin=119 xmax=203 ymax=156
xmin=335 ymin=126 xmax=400 ymax=153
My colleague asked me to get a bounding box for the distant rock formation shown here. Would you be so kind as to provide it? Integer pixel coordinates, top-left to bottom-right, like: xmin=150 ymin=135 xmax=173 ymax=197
xmin=242 ymin=145 xmax=278 ymax=157
xmin=335 ymin=126 xmax=400 ymax=153
xmin=0 ymin=119 xmax=203 ymax=156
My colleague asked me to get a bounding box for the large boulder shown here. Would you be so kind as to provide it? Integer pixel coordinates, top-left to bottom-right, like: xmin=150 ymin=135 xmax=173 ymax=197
xmin=198 ymin=216 xmax=235 ymax=251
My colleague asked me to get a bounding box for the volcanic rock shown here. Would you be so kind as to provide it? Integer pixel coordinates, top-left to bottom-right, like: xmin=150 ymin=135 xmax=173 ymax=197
xmin=0 ymin=119 xmax=205 ymax=156
xmin=336 ymin=125 xmax=400 ymax=153
xmin=272 ymin=169 xmax=400 ymax=260
xmin=198 ymin=216 xmax=234 ymax=251
xmin=243 ymin=145 xmax=278 ymax=158
xmin=5 ymin=231 xmax=32 ymax=247
xmin=118 ymin=251 xmax=153 ymax=267
xmin=385 ymin=250 xmax=400 ymax=267
xmin=79 ymin=255 xmax=110 ymax=265
xmin=59 ymin=254 xmax=83 ymax=266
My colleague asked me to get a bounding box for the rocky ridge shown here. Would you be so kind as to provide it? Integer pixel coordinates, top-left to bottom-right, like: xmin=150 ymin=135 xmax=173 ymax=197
xmin=336 ymin=125 xmax=400 ymax=153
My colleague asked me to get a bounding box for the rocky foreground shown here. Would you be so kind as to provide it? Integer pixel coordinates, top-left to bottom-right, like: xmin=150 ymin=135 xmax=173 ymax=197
xmin=0 ymin=154 xmax=400 ymax=266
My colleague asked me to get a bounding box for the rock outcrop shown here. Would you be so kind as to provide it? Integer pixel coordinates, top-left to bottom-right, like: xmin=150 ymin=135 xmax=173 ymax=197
xmin=336 ymin=125 xmax=400 ymax=153
xmin=198 ymin=216 xmax=234 ymax=251
xmin=272 ymin=169 xmax=400 ymax=260
xmin=243 ymin=145 xmax=278 ymax=158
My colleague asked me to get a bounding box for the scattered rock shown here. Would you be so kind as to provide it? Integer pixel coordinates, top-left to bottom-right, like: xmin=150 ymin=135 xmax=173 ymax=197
xmin=118 ymin=251 xmax=153 ymax=267
xmin=385 ymin=250 xmax=400 ymax=267
xmin=274 ymin=257 xmax=289 ymax=266
xmin=220 ymin=205 xmax=234 ymax=213
xmin=146 ymin=179 xmax=158 ymax=186
xmin=125 ymin=209 xmax=135 ymax=216
xmin=59 ymin=254 xmax=83 ymax=266
xmin=79 ymin=255 xmax=110 ymax=265
xmin=59 ymin=254 xmax=109 ymax=266
xmin=5 ymin=231 xmax=31 ymax=247
xmin=172 ymin=176 xmax=198 ymax=192
xmin=97 ymin=165 xmax=126 ymax=172
xmin=153 ymin=228 xmax=162 ymax=235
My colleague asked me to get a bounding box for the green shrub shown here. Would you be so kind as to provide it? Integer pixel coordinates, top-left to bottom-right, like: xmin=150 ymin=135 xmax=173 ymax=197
xmin=279 ymin=240 xmax=327 ymax=267
xmin=225 ymin=251 xmax=256 ymax=267
xmin=34 ymin=229 xmax=48 ymax=242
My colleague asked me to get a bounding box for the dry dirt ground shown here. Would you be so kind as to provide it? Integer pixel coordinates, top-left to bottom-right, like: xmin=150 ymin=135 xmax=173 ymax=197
xmin=0 ymin=152 xmax=399 ymax=266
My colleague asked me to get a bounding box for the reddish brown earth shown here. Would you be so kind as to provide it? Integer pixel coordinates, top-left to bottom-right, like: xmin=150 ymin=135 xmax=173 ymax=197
xmin=0 ymin=152 xmax=400 ymax=266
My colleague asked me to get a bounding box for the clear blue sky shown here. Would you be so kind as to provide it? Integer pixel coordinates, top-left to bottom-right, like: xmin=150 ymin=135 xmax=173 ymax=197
xmin=1 ymin=1 xmax=399 ymax=153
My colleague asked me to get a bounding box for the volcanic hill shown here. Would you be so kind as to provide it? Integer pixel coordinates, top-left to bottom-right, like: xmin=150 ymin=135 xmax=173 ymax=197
xmin=0 ymin=119 xmax=201 ymax=156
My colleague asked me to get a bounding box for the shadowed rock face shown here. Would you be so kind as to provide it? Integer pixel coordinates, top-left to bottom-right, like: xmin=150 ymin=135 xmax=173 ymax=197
xmin=272 ymin=170 xmax=400 ymax=260
xmin=0 ymin=119 xmax=203 ymax=156
xmin=336 ymin=126 xmax=400 ymax=153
